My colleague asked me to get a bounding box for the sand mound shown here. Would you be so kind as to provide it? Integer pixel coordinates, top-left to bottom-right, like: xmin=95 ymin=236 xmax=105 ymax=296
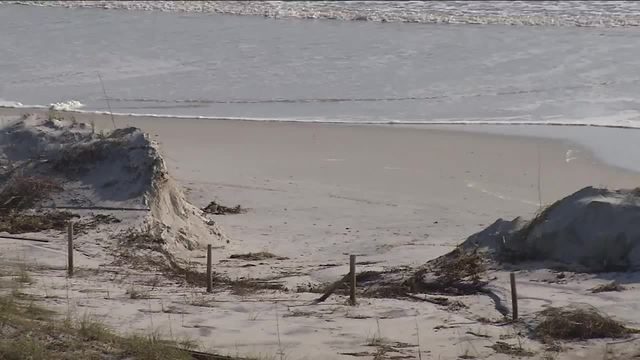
xmin=0 ymin=114 xmax=226 ymax=249
xmin=463 ymin=186 xmax=640 ymax=271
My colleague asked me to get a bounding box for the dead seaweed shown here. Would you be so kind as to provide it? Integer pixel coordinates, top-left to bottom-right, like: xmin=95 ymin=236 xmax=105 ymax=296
xmin=535 ymin=306 xmax=636 ymax=341
xmin=488 ymin=341 xmax=534 ymax=357
xmin=404 ymin=247 xmax=487 ymax=296
xmin=589 ymin=281 xmax=625 ymax=293
xmin=202 ymin=201 xmax=245 ymax=215
xmin=113 ymin=228 xmax=286 ymax=294
xmin=229 ymin=252 xmax=288 ymax=261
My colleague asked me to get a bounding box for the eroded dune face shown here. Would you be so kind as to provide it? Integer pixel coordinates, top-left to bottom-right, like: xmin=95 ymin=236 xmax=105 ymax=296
xmin=464 ymin=186 xmax=640 ymax=272
xmin=0 ymin=114 xmax=226 ymax=250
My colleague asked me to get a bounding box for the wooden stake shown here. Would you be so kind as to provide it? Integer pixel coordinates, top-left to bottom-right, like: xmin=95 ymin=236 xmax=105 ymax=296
xmin=206 ymin=244 xmax=213 ymax=293
xmin=349 ymin=255 xmax=356 ymax=306
xmin=510 ymin=272 xmax=518 ymax=321
xmin=67 ymin=222 xmax=74 ymax=277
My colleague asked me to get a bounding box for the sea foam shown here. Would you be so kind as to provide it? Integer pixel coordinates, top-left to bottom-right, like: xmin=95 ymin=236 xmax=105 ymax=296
xmin=8 ymin=1 xmax=640 ymax=28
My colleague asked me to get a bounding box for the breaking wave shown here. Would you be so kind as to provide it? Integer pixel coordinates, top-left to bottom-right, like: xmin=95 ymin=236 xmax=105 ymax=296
xmin=8 ymin=1 xmax=640 ymax=28
xmin=48 ymin=100 xmax=84 ymax=111
xmin=2 ymin=99 xmax=640 ymax=130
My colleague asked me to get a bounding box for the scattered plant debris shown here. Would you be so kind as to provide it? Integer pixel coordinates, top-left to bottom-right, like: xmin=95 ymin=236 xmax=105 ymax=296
xmin=589 ymin=281 xmax=625 ymax=293
xmin=405 ymin=247 xmax=487 ymax=295
xmin=113 ymin=228 xmax=286 ymax=295
xmin=535 ymin=306 xmax=636 ymax=341
xmin=228 ymin=278 xmax=286 ymax=296
xmin=119 ymin=227 xmax=165 ymax=249
xmin=229 ymin=252 xmax=288 ymax=261
xmin=0 ymin=211 xmax=77 ymax=234
xmin=202 ymin=201 xmax=245 ymax=215
xmin=0 ymin=176 xmax=62 ymax=212
xmin=488 ymin=341 xmax=534 ymax=357
xmin=466 ymin=331 xmax=491 ymax=339
xmin=70 ymin=214 xmax=122 ymax=234
xmin=52 ymin=140 xmax=120 ymax=176
xmin=126 ymin=286 xmax=151 ymax=300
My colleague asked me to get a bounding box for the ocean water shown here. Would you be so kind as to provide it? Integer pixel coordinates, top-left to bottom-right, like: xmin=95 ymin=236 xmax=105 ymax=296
xmin=1 ymin=1 xmax=640 ymax=127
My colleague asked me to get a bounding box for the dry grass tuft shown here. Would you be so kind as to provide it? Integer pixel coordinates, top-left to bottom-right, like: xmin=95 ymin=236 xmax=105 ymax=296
xmin=0 ymin=336 xmax=48 ymax=360
xmin=126 ymin=286 xmax=151 ymax=300
xmin=0 ymin=210 xmax=119 ymax=236
xmin=119 ymin=227 xmax=165 ymax=250
xmin=431 ymin=247 xmax=486 ymax=285
xmin=78 ymin=314 xmax=114 ymax=342
xmin=496 ymin=200 xmax=566 ymax=263
xmin=120 ymin=333 xmax=192 ymax=360
xmin=113 ymin=227 xmax=289 ymax=298
xmin=0 ymin=291 xmax=211 ymax=360
xmin=0 ymin=211 xmax=77 ymax=234
xmin=535 ymin=306 xmax=635 ymax=341
xmin=52 ymin=140 xmax=120 ymax=176
xmin=74 ymin=214 xmax=121 ymax=233
xmin=228 ymin=278 xmax=286 ymax=296
xmin=406 ymin=247 xmax=487 ymax=295
xmin=186 ymin=294 xmax=216 ymax=308
xmin=0 ymin=176 xmax=62 ymax=212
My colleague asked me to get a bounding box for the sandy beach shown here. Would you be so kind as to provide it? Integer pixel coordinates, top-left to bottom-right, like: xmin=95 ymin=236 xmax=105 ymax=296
xmin=4 ymin=1 xmax=640 ymax=358
xmin=2 ymin=108 xmax=640 ymax=359
xmin=5 ymin=108 xmax=640 ymax=264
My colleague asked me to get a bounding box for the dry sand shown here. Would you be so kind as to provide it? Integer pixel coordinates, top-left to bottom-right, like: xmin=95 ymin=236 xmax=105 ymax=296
xmin=49 ymin=109 xmax=640 ymax=266
xmin=2 ymin=107 xmax=640 ymax=359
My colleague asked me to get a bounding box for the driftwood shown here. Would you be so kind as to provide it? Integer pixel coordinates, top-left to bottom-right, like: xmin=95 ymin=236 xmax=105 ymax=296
xmin=313 ymin=276 xmax=470 ymax=307
xmin=0 ymin=234 xmax=50 ymax=243
xmin=403 ymin=292 xmax=452 ymax=306
xmin=41 ymin=205 xmax=150 ymax=212
xmin=314 ymin=273 xmax=350 ymax=304
xmin=169 ymin=346 xmax=251 ymax=360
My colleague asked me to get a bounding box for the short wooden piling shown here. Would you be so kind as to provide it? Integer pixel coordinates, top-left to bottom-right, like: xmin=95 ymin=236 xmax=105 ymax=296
xmin=206 ymin=244 xmax=213 ymax=293
xmin=349 ymin=255 xmax=356 ymax=305
xmin=67 ymin=222 xmax=74 ymax=277
xmin=510 ymin=272 xmax=518 ymax=321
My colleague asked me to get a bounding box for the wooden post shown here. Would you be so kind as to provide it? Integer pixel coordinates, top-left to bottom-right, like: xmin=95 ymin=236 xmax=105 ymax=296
xmin=349 ymin=255 xmax=356 ymax=305
xmin=510 ymin=272 xmax=518 ymax=321
xmin=206 ymin=244 xmax=213 ymax=293
xmin=67 ymin=222 xmax=74 ymax=277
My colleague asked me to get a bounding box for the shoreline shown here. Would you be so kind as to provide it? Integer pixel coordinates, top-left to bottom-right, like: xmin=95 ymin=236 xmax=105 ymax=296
xmin=2 ymin=108 xmax=640 ymax=252
xmin=3 ymin=105 xmax=640 ymax=130
xmin=2 ymin=107 xmax=639 ymax=213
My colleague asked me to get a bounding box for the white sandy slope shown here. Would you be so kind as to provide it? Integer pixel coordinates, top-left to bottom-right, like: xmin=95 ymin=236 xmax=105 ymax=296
xmin=2 ymin=110 xmax=640 ymax=359
xmin=465 ymin=186 xmax=640 ymax=272
xmin=0 ymin=113 xmax=226 ymax=251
